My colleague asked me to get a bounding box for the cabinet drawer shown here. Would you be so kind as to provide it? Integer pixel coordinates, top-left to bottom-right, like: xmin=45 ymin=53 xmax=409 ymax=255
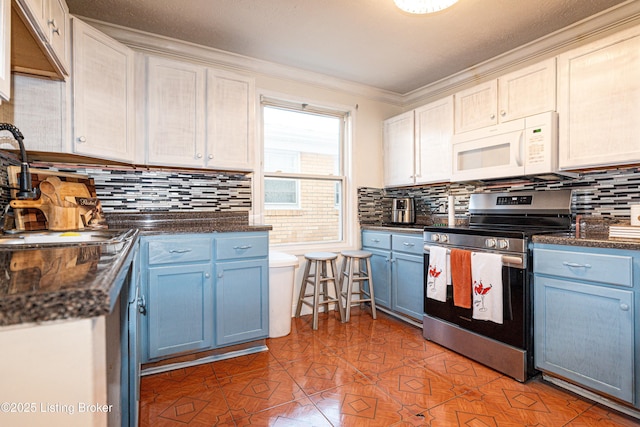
xmin=147 ymin=238 xmax=212 ymax=265
xmin=392 ymin=234 xmax=423 ymax=255
xmin=215 ymin=235 xmax=268 ymax=260
xmin=534 ymin=248 xmax=632 ymax=287
xmin=362 ymin=231 xmax=391 ymax=250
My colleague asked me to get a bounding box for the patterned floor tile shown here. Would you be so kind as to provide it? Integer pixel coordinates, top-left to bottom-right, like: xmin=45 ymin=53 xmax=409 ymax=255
xmin=234 ymin=397 xmax=333 ymax=426
xmin=140 ymin=310 xmax=640 ymax=427
xmin=212 ymin=349 xmax=282 ymax=379
xmin=218 ymin=365 xmax=306 ymax=420
xmin=281 ymin=351 xmax=363 ymax=395
xmin=309 ymin=379 xmax=407 ymax=426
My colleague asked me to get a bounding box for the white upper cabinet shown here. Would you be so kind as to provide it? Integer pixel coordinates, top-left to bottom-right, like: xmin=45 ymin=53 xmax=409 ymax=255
xmin=383 ymin=96 xmax=454 ymax=187
xmin=13 ymin=0 xmax=69 ymax=78
xmin=0 ymin=0 xmax=10 ymax=103
xmin=205 ymin=68 xmax=255 ymax=170
xmin=414 ymin=96 xmax=454 ymax=184
xmin=145 ymin=54 xmax=256 ymax=170
xmin=72 ymin=18 xmax=135 ymax=162
xmin=383 ymin=110 xmax=414 ymax=187
xmin=145 ymin=56 xmax=206 ymax=167
xmin=455 ymin=58 xmax=556 ymax=133
xmin=454 ymin=80 xmax=498 ymax=133
xmin=558 ymin=25 xmax=640 ymax=170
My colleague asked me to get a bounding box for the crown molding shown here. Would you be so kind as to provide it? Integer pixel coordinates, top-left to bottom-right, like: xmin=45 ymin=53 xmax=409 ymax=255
xmin=73 ymin=16 xmax=405 ymax=107
xmin=403 ymin=0 xmax=640 ymax=107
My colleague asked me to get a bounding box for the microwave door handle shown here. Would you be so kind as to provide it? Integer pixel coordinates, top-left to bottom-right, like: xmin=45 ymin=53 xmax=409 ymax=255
xmin=515 ymin=131 xmax=524 ymax=167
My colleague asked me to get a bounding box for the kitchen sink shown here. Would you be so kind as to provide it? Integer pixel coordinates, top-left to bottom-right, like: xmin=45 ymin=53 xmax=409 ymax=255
xmin=0 ymin=229 xmax=137 ymax=249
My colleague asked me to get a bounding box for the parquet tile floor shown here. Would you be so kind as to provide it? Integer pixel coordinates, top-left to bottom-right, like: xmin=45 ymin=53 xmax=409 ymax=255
xmin=140 ymin=308 xmax=640 ymax=426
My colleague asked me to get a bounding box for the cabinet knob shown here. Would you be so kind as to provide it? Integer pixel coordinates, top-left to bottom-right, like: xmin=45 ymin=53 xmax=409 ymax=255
xmin=500 ymin=110 xmax=506 ymax=117
xmin=205 ymin=273 xmax=210 ymax=279
xmin=490 ymin=113 xmax=496 ymax=120
xmin=217 ymin=273 xmax=223 ymax=278
xmin=196 ymin=153 xmax=203 ymax=159
xmin=77 ymin=136 xmax=87 ymax=143
xmin=620 ymin=303 xmax=630 ymax=311
xmin=208 ymin=154 xmax=213 ymax=159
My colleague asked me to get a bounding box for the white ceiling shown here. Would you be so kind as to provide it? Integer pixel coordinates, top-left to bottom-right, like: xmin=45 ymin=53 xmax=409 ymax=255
xmin=66 ymin=0 xmax=628 ymax=95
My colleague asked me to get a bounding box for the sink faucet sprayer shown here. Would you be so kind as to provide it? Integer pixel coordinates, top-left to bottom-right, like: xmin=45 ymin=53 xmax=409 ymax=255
xmin=0 ymin=123 xmax=36 ymax=199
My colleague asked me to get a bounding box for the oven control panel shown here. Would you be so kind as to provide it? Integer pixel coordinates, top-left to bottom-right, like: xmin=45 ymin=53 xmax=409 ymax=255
xmin=496 ymin=195 xmax=533 ymax=206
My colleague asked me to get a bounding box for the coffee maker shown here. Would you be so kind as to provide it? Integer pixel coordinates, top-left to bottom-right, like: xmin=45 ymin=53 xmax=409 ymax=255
xmin=391 ymin=197 xmax=415 ymax=224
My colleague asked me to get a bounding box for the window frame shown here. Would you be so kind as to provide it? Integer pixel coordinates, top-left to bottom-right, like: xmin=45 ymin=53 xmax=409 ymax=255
xmin=259 ymin=95 xmax=353 ymax=252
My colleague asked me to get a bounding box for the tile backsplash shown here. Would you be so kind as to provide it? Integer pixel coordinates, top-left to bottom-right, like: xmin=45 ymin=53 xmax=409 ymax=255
xmin=0 ymin=154 xmax=252 ymax=213
xmin=359 ymin=166 xmax=640 ymax=225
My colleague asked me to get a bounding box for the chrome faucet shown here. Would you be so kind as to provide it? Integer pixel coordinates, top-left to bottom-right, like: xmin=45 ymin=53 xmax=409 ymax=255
xmin=0 ymin=123 xmax=36 ymax=199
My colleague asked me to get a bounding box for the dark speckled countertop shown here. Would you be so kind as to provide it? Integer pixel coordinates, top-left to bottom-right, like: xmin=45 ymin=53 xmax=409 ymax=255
xmin=105 ymin=210 xmax=272 ymax=234
xmin=532 ymin=233 xmax=640 ymax=251
xmin=0 ymin=229 xmax=139 ymax=327
xmin=0 ymin=211 xmax=272 ymax=327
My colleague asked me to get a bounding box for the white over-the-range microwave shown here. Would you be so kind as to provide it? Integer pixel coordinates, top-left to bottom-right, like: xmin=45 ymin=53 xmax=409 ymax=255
xmin=451 ymin=111 xmax=574 ymax=181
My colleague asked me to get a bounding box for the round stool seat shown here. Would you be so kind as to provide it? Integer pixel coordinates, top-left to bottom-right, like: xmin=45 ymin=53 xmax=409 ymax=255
xmin=341 ymin=250 xmax=372 ymax=259
xmin=304 ymin=252 xmax=338 ymax=261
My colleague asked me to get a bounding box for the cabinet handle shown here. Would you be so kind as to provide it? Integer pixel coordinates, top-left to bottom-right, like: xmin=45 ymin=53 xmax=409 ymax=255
xmin=620 ymin=303 xmax=630 ymax=311
xmin=169 ymin=249 xmax=192 ymax=254
xmin=137 ymin=294 xmax=146 ymax=315
xmin=233 ymin=245 xmax=253 ymax=250
xmin=77 ymin=136 xmax=87 ymax=143
xmin=562 ymin=261 xmax=592 ymax=269
xmin=371 ymin=239 xmax=380 ymax=243
xmin=403 ymin=242 xmax=415 ymax=247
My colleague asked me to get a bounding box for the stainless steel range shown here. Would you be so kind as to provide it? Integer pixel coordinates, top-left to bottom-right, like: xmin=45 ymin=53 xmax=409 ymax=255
xmin=423 ymin=190 xmax=572 ymax=382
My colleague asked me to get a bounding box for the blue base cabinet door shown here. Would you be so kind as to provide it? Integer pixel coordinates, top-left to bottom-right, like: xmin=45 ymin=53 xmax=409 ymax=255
xmin=534 ymin=276 xmax=634 ymax=403
xmin=147 ymin=263 xmax=214 ymax=359
xmin=368 ymin=248 xmax=392 ymax=309
xmin=391 ymin=251 xmax=424 ymax=319
xmin=215 ymin=259 xmax=268 ymax=346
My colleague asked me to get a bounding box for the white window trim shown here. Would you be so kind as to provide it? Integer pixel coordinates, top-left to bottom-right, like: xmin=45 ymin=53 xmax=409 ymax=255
xmin=256 ymin=91 xmax=356 ymax=255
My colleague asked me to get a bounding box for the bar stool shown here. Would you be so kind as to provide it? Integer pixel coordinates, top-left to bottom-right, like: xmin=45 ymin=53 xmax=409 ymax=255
xmin=339 ymin=250 xmax=377 ymax=322
xmin=295 ymin=252 xmax=345 ymax=330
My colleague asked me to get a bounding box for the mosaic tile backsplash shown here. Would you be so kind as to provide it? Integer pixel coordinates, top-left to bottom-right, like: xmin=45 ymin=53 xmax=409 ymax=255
xmin=359 ymin=166 xmax=640 ymax=225
xmin=0 ymin=153 xmax=252 ymax=213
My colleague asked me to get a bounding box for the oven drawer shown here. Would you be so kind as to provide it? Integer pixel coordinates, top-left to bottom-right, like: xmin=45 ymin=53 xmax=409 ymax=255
xmin=534 ymin=248 xmax=632 ymax=287
xmin=362 ymin=231 xmax=391 ymax=250
xmin=392 ymin=234 xmax=423 ymax=255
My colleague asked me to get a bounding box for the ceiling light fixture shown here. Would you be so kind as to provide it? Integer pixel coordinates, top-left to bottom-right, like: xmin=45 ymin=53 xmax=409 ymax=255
xmin=394 ymin=0 xmax=458 ymax=14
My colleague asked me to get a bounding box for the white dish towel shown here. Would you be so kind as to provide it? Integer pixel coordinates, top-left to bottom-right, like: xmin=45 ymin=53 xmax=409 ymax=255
xmin=471 ymin=252 xmax=503 ymax=324
xmin=426 ymin=246 xmax=449 ymax=302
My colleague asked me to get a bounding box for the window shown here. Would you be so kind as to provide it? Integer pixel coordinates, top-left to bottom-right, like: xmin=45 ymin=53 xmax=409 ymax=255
xmin=262 ymin=101 xmax=347 ymax=246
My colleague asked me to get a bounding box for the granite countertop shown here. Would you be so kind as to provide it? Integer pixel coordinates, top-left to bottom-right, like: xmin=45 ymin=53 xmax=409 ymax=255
xmin=0 ymin=229 xmax=139 ymax=327
xmin=361 ymin=224 xmax=425 ymax=235
xmin=533 ymin=233 xmax=640 ymax=251
xmin=105 ymin=211 xmax=272 ymax=234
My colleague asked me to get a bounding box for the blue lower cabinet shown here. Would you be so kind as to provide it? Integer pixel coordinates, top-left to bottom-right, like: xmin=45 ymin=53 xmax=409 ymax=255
xmin=533 ymin=244 xmax=637 ymax=406
xmin=362 ymin=230 xmax=424 ymax=322
xmin=214 ymin=259 xmax=269 ymax=346
xmin=140 ymin=232 xmax=269 ymax=363
xmin=147 ymin=263 xmax=214 ymax=359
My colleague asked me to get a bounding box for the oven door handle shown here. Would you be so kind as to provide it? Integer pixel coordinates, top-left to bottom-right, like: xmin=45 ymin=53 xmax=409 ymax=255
xmin=423 ymin=247 xmax=523 ymax=267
